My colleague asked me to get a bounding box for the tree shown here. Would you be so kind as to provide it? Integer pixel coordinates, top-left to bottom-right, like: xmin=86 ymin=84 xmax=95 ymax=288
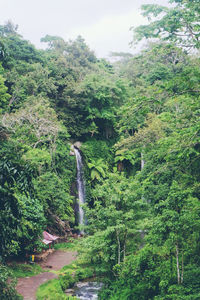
xmin=2 ymin=96 xmax=61 ymax=150
xmin=33 ymin=172 xmax=74 ymax=223
xmin=132 ymin=0 xmax=200 ymax=49
xmin=0 ymin=21 xmax=18 ymax=37
xmin=66 ymin=70 xmax=129 ymax=138
xmin=80 ymin=173 xmax=147 ymax=277
xmin=0 ymin=264 xmax=21 ymax=299
xmin=0 ymin=138 xmax=38 ymax=258
xmin=0 ymin=74 xmax=10 ymax=111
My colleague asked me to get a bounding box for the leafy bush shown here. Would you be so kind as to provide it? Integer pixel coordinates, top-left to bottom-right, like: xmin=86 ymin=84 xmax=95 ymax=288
xmin=36 ymin=278 xmax=68 ymax=300
xmin=16 ymin=194 xmax=46 ymax=254
xmin=0 ymin=264 xmax=22 ymax=300
xmin=36 ymin=276 xmax=78 ymax=300
xmin=81 ymin=139 xmax=114 ymax=166
xmin=59 ymin=272 xmax=76 ymax=291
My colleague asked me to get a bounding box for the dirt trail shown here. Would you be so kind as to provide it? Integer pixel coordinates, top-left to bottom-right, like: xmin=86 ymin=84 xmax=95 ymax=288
xmin=16 ymin=250 xmax=77 ymax=300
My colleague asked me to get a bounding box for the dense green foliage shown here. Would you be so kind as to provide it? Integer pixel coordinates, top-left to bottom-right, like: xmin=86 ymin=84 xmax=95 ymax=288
xmin=0 ymin=0 xmax=199 ymax=298
xmin=36 ymin=242 xmax=93 ymax=300
xmin=132 ymin=0 xmax=200 ymax=49
xmin=0 ymin=264 xmax=22 ymax=299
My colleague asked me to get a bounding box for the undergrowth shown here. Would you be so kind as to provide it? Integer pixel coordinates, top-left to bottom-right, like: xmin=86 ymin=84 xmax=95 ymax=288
xmin=54 ymin=239 xmax=79 ymax=251
xmin=36 ymin=260 xmax=94 ymax=300
xmin=9 ymin=263 xmax=43 ymax=278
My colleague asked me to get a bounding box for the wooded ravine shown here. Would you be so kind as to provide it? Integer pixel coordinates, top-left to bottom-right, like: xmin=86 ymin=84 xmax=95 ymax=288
xmin=0 ymin=0 xmax=200 ymax=299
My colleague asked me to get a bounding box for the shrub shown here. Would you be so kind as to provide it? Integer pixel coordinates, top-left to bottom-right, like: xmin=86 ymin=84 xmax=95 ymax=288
xmin=0 ymin=264 xmax=22 ymax=300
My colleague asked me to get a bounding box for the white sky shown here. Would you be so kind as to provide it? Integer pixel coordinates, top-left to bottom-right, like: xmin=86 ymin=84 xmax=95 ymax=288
xmin=0 ymin=0 xmax=169 ymax=58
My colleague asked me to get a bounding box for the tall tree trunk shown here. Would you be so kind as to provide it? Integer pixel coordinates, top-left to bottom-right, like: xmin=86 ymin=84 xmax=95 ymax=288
xmin=123 ymin=231 xmax=127 ymax=261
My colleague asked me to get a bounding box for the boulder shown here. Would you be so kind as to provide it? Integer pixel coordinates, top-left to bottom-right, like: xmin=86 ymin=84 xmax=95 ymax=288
xmin=73 ymin=141 xmax=82 ymax=149
xmin=65 ymin=288 xmax=74 ymax=296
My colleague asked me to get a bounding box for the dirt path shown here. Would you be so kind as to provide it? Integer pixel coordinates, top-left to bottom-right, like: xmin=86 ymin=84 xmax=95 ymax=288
xmin=16 ymin=250 xmax=77 ymax=300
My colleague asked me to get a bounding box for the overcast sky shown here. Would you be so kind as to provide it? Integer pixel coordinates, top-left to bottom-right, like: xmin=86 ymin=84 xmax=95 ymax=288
xmin=0 ymin=0 xmax=169 ymax=58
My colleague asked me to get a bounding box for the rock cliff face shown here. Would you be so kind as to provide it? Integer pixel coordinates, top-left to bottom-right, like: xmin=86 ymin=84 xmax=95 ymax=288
xmin=70 ymin=142 xmax=82 ymax=156
xmin=74 ymin=141 xmax=82 ymax=149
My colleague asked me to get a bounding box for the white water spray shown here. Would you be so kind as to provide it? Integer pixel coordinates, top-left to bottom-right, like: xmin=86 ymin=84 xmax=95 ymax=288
xmin=74 ymin=147 xmax=85 ymax=234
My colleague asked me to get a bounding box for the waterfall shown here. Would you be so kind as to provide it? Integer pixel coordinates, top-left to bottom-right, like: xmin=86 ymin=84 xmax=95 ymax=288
xmin=74 ymin=147 xmax=85 ymax=234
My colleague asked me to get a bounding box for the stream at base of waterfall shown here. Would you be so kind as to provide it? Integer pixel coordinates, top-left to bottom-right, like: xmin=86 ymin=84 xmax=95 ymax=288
xmin=66 ymin=281 xmax=103 ymax=300
xmin=74 ymin=282 xmax=103 ymax=299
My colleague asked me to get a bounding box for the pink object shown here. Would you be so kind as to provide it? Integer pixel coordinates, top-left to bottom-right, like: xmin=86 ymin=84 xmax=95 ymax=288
xmin=42 ymin=231 xmax=59 ymax=245
xmin=42 ymin=239 xmax=52 ymax=245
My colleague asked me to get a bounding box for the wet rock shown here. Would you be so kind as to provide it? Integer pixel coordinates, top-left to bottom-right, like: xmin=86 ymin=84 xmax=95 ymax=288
xmin=65 ymin=288 xmax=74 ymax=296
xmin=70 ymin=144 xmax=75 ymax=156
xmin=74 ymin=141 xmax=82 ymax=149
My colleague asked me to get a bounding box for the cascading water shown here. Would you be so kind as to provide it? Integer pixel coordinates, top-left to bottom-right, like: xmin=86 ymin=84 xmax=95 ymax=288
xmin=74 ymin=147 xmax=85 ymax=234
